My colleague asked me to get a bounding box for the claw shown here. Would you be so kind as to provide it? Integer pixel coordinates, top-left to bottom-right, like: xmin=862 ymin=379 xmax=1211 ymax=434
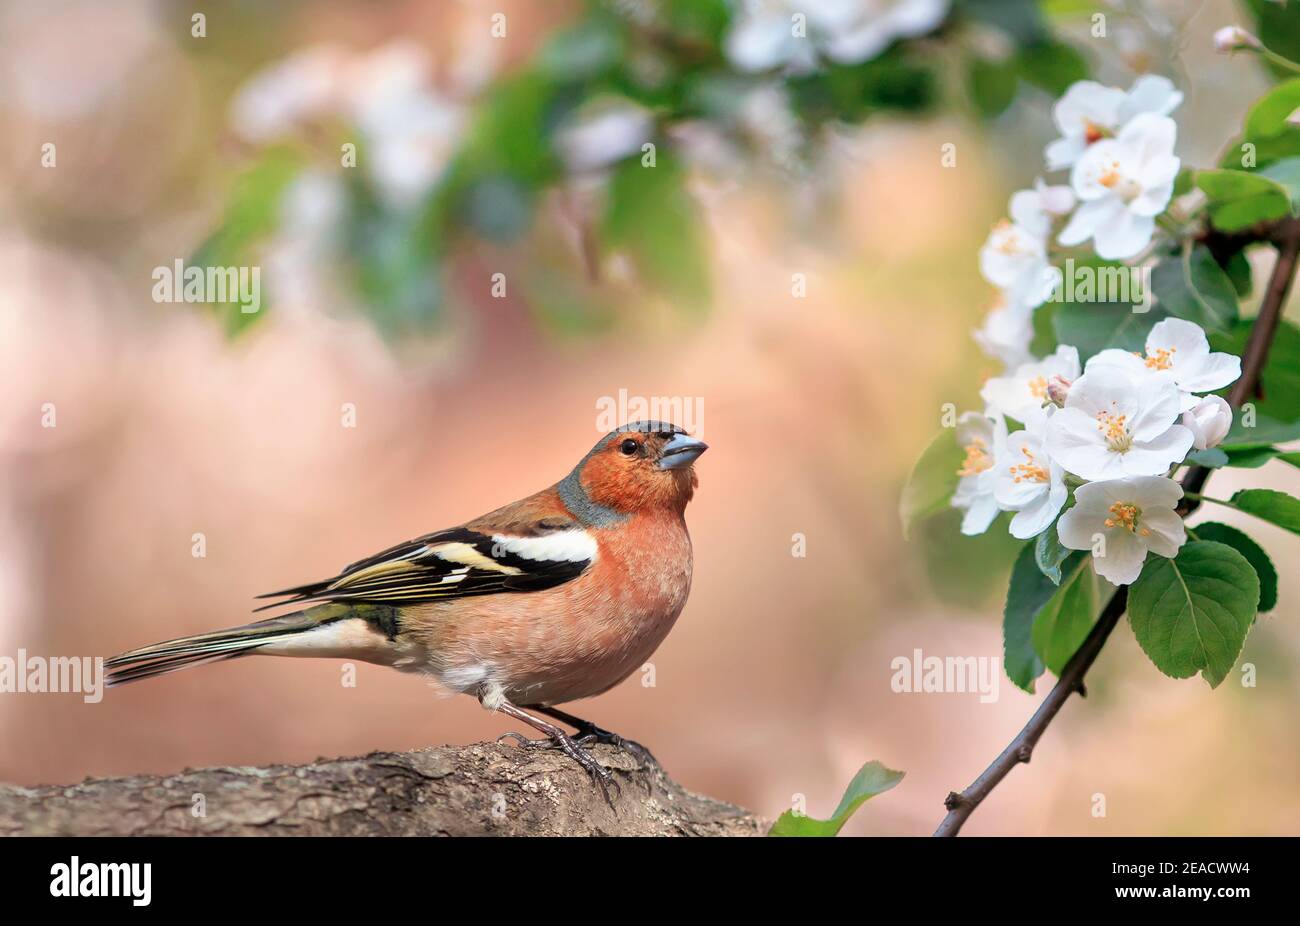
xmin=495 ymin=731 xmax=537 ymax=748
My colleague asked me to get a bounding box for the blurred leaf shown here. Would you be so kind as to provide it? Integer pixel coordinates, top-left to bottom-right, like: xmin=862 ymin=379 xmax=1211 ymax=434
xmin=191 ymin=146 xmax=305 ymax=335
xmin=1015 ymin=39 xmax=1087 ymax=96
xmin=900 ymin=430 xmax=961 ymax=539
xmin=660 ymin=0 xmax=732 ymax=46
xmin=968 ymin=55 xmax=1019 ymax=117
xmin=538 ymin=18 xmax=624 ymax=81
xmin=1148 ymin=245 xmax=1239 ymax=334
xmin=1193 ymin=522 xmax=1278 ymax=612
xmin=1258 ymin=157 xmax=1300 ymax=210
xmin=1128 ymin=542 xmax=1258 ymax=688
xmin=960 ymin=0 xmax=1048 ymax=45
xmin=1245 ymin=0 xmax=1300 ymax=82
xmin=1230 ymin=488 xmax=1300 ymax=534
xmin=788 ymin=50 xmax=937 ymax=124
xmin=346 ymin=188 xmax=446 ymax=334
xmin=915 ymin=510 xmax=1023 ymax=605
xmin=1244 ymin=76 xmax=1300 ymax=139
xmin=768 ymin=761 xmax=904 ymax=836
xmin=603 ymin=153 xmax=710 ymax=307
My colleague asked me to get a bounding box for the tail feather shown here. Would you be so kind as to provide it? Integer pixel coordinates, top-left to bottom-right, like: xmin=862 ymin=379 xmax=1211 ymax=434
xmin=105 ymin=609 xmax=332 ymax=687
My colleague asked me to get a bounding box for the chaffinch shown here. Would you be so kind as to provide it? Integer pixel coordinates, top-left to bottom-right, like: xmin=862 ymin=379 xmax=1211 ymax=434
xmin=106 ymin=421 xmax=708 ymax=797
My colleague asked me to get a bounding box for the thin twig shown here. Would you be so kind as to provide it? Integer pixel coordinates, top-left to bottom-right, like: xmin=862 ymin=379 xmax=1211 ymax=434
xmin=934 ymin=217 xmax=1300 ymax=837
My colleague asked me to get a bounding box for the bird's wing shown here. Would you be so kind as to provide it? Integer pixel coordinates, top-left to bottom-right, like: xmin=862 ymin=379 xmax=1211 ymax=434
xmin=254 ymin=519 xmax=595 ymax=610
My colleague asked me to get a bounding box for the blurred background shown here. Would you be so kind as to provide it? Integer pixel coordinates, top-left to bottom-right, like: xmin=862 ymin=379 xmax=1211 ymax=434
xmin=2 ymin=0 xmax=1298 ymax=835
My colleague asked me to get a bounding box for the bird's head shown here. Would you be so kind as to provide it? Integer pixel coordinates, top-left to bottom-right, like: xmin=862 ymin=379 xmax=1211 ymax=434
xmin=562 ymin=421 xmax=708 ymax=520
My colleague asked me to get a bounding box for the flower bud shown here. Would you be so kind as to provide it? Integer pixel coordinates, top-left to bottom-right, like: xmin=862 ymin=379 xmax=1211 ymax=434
xmin=1045 ymin=375 xmax=1072 ymax=408
xmin=1214 ymin=26 xmax=1261 ymax=53
xmin=1182 ymin=395 xmax=1233 ymax=451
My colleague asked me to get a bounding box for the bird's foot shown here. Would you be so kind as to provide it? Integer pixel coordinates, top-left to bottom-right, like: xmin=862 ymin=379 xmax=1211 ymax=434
xmin=572 ymin=723 xmax=658 ymax=769
xmin=496 ymin=730 xmax=620 ymax=807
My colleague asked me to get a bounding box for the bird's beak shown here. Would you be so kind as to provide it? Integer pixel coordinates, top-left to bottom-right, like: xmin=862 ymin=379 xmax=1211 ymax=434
xmin=659 ymin=433 xmax=708 ymax=470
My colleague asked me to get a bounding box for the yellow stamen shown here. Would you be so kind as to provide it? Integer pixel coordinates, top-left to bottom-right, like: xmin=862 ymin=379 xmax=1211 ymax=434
xmin=1083 ymin=120 xmax=1106 ymax=143
xmin=1144 ymin=346 xmax=1176 ymax=370
xmin=1098 ymin=160 xmax=1122 ymax=188
xmin=1094 ymin=404 xmax=1131 ymax=452
xmin=1028 ymin=376 xmax=1049 ymax=400
xmin=957 ymin=438 xmax=993 ymax=477
xmin=1103 ymin=502 xmax=1144 ymax=533
xmin=1008 ymin=445 xmax=1049 ymax=484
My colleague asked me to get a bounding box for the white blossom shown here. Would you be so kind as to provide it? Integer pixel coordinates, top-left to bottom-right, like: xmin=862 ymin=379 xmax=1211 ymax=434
xmin=973 ymin=294 xmax=1036 ymax=370
xmin=995 ymin=415 xmax=1068 ymax=540
xmin=1045 ymin=75 xmax=1183 ymax=170
xmin=724 ymin=0 xmax=948 ymax=73
xmin=1046 ymin=365 xmax=1193 ymax=481
xmin=1057 ymin=113 xmax=1180 ymax=260
xmin=980 ymin=344 xmax=1080 ymax=424
xmin=1057 ymin=476 xmax=1186 ymax=585
xmin=952 ymin=411 xmax=1006 ymax=536
xmin=1087 ymin=318 xmax=1241 ymax=411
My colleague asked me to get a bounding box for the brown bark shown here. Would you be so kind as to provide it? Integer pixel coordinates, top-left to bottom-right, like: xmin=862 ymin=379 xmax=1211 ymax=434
xmin=0 ymin=742 xmax=767 ymax=836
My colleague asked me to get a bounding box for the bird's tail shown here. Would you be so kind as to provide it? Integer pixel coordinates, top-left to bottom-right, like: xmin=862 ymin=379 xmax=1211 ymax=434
xmin=105 ymin=605 xmax=349 ymax=687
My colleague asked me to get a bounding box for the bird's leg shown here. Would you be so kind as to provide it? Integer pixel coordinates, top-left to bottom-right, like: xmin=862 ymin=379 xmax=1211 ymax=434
xmin=493 ymin=700 xmax=619 ymax=807
xmin=528 ymin=705 xmax=658 ymax=768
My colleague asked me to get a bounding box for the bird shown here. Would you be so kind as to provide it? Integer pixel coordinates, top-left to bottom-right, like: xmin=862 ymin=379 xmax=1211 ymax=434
xmin=105 ymin=421 xmax=708 ymax=800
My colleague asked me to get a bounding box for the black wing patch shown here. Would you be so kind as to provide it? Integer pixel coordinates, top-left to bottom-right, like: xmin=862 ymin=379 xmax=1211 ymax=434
xmin=254 ymin=526 xmax=593 ymax=610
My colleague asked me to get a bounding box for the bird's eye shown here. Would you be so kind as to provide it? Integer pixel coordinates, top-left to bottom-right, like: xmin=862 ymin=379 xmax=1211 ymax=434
xmin=620 ymin=438 xmax=639 ymax=455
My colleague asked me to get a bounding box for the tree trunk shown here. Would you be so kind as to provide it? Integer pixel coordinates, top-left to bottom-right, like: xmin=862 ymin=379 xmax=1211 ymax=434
xmin=0 ymin=742 xmax=766 ymax=836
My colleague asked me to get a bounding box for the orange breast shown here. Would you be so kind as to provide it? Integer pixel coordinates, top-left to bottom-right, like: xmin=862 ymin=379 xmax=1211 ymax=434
xmin=403 ymin=509 xmax=693 ymax=706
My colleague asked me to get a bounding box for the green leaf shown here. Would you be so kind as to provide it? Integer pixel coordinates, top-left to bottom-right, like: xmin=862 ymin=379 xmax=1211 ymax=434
xmin=1259 ymin=157 xmax=1300 ymax=211
xmin=1032 ymin=561 xmax=1099 ymax=674
xmin=768 ymin=761 xmax=904 ymax=836
xmin=1192 ymin=522 xmax=1278 ymax=612
xmin=1211 ymin=319 xmax=1300 ymax=425
xmin=1149 ymin=246 xmax=1239 ymax=334
xmin=1245 ymin=0 xmax=1300 ymax=83
xmin=1229 ymin=488 xmax=1300 ymax=534
xmin=1128 ymin=541 xmax=1259 ymax=687
xmin=1196 ymin=168 xmax=1292 ymax=232
xmin=1034 ymin=522 xmax=1071 ymax=584
xmin=900 ymin=430 xmax=962 ymax=539
xmin=1218 ymin=444 xmax=1300 ymax=468
xmin=604 ymin=154 xmax=710 ymax=307
xmin=1015 ymin=39 xmax=1088 ymax=96
xmin=1185 ymin=448 xmax=1230 ymax=468
xmin=190 ymin=146 xmax=305 ymax=335
xmin=968 ymin=55 xmax=1019 ymax=117
xmin=1244 ymin=76 xmax=1300 ymax=141
xmin=1051 ymin=299 xmax=1168 ymax=361
xmin=1004 ymin=544 xmax=1087 ymax=692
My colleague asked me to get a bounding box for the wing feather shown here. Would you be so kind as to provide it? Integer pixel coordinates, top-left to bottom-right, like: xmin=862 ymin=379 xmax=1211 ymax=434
xmin=254 ymin=523 xmax=593 ymax=610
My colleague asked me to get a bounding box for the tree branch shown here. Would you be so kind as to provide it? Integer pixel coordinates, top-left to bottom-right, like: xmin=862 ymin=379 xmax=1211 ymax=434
xmin=0 ymin=742 xmax=766 ymax=836
xmin=935 ymin=217 xmax=1300 ymax=837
